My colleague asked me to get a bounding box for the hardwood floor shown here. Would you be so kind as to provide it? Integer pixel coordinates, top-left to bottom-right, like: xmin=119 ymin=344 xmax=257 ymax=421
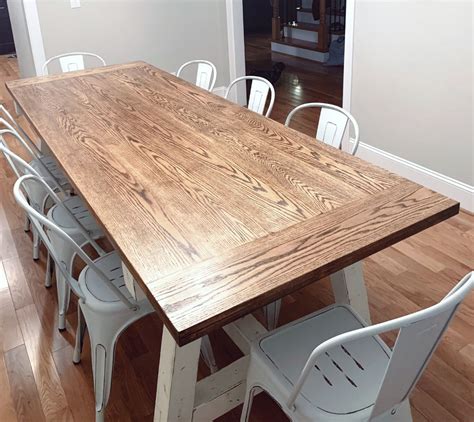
xmin=1 ymin=53 xmax=473 ymax=421
xmin=244 ymin=32 xmax=343 ymax=131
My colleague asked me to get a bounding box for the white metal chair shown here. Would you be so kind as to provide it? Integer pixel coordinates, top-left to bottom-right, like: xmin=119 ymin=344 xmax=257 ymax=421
xmin=0 ymin=118 xmax=71 ymax=197
xmin=0 ymin=104 xmax=43 ymax=162
xmin=42 ymin=52 xmax=106 ymax=76
xmin=285 ymin=102 xmax=360 ymax=155
xmin=0 ymin=127 xmax=72 ymax=259
xmin=1 ymin=146 xmax=104 ymax=329
xmin=225 ymin=76 xmax=276 ymax=117
xmin=176 ymin=60 xmax=217 ymax=91
xmin=241 ymin=272 xmax=474 ymax=422
xmin=14 ymin=174 xmax=153 ymax=422
xmin=14 ymin=175 xmax=218 ymax=419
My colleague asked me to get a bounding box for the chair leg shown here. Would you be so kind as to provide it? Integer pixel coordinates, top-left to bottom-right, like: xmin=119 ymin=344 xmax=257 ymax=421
xmin=87 ymin=322 xmax=120 ymax=422
xmin=263 ymin=299 xmax=281 ymax=330
xmin=240 ymin=385 xmax=259 ymax=422
xmin=200 ymin=335 xmax=218 ymax=373
xmin=78 ymin=297 xmax=153 ymax=421
xmin=73 ymin=306 xmax=87 ymax=364
xmin=56 ymin=270 xmax=71 ymax=331
xmin=32 ymin=227 xmax=40 ymax=260
xmin=44 ymin=252 xmax=53 ymax=288
xmin=52 ymin=245 xmax=75 ymax=330
xmin=24 ymin=213 xmax=30 ymax=232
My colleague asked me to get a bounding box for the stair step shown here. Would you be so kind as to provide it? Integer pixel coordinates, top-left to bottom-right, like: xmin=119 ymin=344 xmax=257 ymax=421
xmin=284 ymin=22 xmax=320 ymax=32
xmin=273 ymin=37 xmax=328 ymax=53
xmin=271 ymin=38 xmax=329 ymax=62
xmin=297 ymin=7 xmax=346 ymax=17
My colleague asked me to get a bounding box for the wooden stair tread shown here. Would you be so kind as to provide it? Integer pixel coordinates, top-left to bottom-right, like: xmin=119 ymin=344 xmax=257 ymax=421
xmin=284 ymin=22 xmax=320 ymax=32
xmin=272 ymin=37 xmax=329 ymax=53
xmin=298 ymin=7 xmax=346 ymax=17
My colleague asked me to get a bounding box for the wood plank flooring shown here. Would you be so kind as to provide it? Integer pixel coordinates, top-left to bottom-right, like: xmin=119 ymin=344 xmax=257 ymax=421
xmin=1 ymin=51 xmax=473 ymax=421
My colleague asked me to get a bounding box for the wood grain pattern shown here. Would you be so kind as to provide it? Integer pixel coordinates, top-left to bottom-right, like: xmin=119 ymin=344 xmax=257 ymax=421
xmin=16 ymin=305 xmax=73 ymax=421
xmin=0 ymin=287 xmax=23 ymax=353
xmin=4 ymin=345 xmax=45 ymax=422
xmin=6 ymin=62 xmax=459 ymax=345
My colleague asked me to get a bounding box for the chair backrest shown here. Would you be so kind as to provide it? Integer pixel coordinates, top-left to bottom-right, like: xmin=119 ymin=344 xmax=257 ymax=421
xmin=0 ymin=121 xmax=37 ymax=160
xmin=0 ymin=127 xmax=65 ymax=195
xmin=287 ymin=272 xmax=474 ymax=418
xmin=2 ymin=145 xmax=104 ymax=251
xmin=176 ymin=60 xmax=217 ymax=92
xmin=0 ymin=140 xmax=39 ymax=180
xmin=0 ymin=104 xmax=42 ymax=158
xmin=42 ymin=52 xmax=106 ymax=76
xmin=13 ymin=175 xmax=136 ymax=309
xmin=285 ymin=103 xmax=360 ymax=155
xmin=0 ymin=142 xmax=45 ymax=206
xmin=225 ymin=76 xmax=275 ymax=118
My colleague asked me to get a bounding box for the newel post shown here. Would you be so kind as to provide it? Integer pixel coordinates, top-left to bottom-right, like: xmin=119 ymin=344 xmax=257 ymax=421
xmin=272 ymin=0 xmax=281 ymax=40
xmin=318 ymin=0 xmax=329 ymax=50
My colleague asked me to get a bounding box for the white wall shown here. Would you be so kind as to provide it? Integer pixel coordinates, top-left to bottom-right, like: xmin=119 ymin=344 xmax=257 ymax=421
xmin=350 ymin=0 xmax=473 ymax=187
xmin=7 ymin=0 xmax=36 ymax=78
xmin=34 ymin=0 xmax=231 ymax=87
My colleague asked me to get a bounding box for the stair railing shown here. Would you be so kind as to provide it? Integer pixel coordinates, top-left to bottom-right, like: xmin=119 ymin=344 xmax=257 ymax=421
xmin=271 ymin=0 xmax=330 ymax=52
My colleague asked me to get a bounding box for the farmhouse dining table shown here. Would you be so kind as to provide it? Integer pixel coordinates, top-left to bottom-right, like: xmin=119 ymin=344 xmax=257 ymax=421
xmin=7 ymin=62 xmax=458 ymax=421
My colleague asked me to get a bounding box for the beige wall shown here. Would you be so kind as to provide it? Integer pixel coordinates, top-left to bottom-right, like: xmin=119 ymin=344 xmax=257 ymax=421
xmin=35 ymin=0 xmax=231 ymax=87
xmin=351 ymin=0 xmax=473 ymax=185
xmin=7 ymin=0 xmax=36 ymax=78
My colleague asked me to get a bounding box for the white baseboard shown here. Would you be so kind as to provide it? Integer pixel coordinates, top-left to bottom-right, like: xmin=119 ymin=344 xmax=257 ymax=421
xmin=212 ymin=86 xmax=227 ymax=98
xmin=354 ymin=141 xmax=474 ymax=213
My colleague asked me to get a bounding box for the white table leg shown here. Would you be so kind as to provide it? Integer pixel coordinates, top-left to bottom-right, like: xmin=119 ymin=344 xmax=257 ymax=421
xmin=154 ymin=327 xmax=201 ymax=422
xmin=330 ymin=261 xmax=372 ymax=323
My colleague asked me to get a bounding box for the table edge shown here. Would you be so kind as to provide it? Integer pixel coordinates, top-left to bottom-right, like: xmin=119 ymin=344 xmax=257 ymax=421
xmin=156 ymin=194 xmax=459 ymax=346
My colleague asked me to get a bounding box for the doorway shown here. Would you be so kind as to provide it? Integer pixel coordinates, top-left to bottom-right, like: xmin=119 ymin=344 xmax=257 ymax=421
xmin=232 ymin=0 xmax=353 ymax=136
xmin=0 ymin=0 xmax=15 ymax=55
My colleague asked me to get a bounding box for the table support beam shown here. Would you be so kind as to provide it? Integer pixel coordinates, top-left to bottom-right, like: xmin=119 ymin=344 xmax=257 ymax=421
xmin=193 ymin=356 xmax=249 ymax=421
xmin=330 ymin=261 xmax=372 ymax=323
xmin=223 ymin=314 xmax=267 ymax=355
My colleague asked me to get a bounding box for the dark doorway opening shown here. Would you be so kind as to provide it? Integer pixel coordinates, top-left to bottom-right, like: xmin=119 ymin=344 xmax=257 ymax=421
xmin=241 ymin=0 xmax=344 ymax=133
xmin=0 ymin=0 xmax=15 ymax=55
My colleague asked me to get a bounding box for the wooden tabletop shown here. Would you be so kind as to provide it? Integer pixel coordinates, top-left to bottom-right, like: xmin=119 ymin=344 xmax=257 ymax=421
xmin=7 ymin=62 xmax=459 ymax=345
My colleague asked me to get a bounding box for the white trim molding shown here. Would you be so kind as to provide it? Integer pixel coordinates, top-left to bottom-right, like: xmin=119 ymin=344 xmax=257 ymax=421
xmin=354 ymin=141 xmax=474 ymax=213
xmin=342 ymin=0 xmax=356 ymax=111
xmin=225 ymin=0 xmax=246 ymax=105
xmin=22 ymin=0 xmax=46 ymax=76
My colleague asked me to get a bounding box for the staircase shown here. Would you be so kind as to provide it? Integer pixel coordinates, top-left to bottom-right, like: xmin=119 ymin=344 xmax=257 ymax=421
xmin=271 ymin=0 xmax=346 ymax=63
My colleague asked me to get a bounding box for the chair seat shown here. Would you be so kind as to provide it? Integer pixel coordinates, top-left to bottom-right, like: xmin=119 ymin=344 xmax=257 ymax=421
xmin=31 ymin=155 xmax=71 ymax=189
xmin=253 ymin=305 xmax=392 ymax=419
xmin=79 ymin=251 xmax=144 ymax=306
xmin=48 ymin=195 xmax=103 ymax=238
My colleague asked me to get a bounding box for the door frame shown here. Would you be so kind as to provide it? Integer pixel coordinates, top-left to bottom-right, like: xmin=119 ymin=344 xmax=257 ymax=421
xmin=225 ymin=0 xmax=356 ymax=111
xmin=225 ymin=0 xmax=247 ymax=104
xmin=22 ymin=0 xmax=46 ymax=76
